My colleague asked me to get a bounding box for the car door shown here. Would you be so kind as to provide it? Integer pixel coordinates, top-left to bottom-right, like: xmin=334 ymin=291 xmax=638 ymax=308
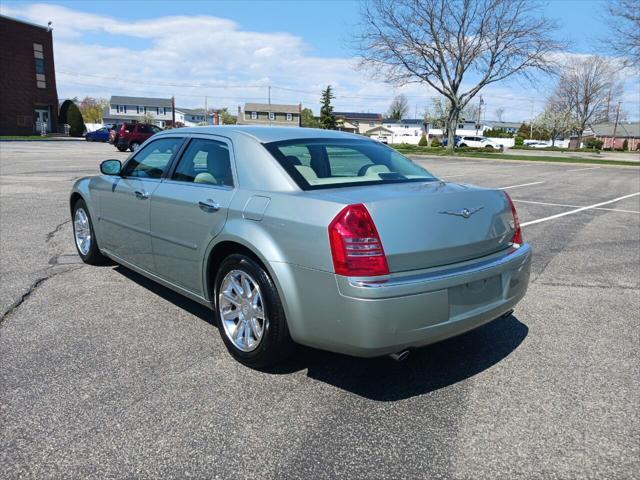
xmin=149 ymin=136 xmax=236 ymax=295
xmin=98 ymin=136 xmax=185 ymax=272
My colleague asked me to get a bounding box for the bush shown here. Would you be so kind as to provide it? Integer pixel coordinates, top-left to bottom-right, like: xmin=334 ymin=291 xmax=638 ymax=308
xmin=431 ymin=137 xmax=441 ymax=147
xmin=59 ymin=99 xmax=73 ymax=125
xmin=514 ymin=136 xmax=524 ymax=146
xmin=623 ymin=139 xmax=629 ymax=151
xmin=418 ymin=134 xmax=428 ymax=146
xmin=585 ymin=137 xmax=603 ymax=150
xmin=65 ymin=102 xmax=86 ymax=137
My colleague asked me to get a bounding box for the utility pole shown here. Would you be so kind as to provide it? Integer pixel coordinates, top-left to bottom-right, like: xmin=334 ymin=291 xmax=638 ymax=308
xmin=204 ymin=95 xmax=208 ymax=125
xmin=171 ymin=96 xmax=175 ymax=128
xmin=475 ymin=95 xmax=483 ymax=135
xmin=529 ymin=99 xmax=534 ymax=138
xmin=268 ymin=85 xmax=272 ymax=127
xmin=612 ymin=101 xmax=622 ymax=150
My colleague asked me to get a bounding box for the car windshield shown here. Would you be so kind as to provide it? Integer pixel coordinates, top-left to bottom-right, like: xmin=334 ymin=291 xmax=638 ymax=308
xmin=264 ymin=138 xmax=437 ymax=190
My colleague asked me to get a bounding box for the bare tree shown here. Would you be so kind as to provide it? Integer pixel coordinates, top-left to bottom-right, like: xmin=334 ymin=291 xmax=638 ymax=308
xmin=495 ymin=107 xmax=505 ymax=122
xmin=553 ymin=56 xmax=622 ymax=145
xmin=387 ymin=94 xmax=410 ymax=120
xmin=600 ymin=0 xmax=640 ymax=69
xmin=354 ymin=0 xmax=563 ymax=150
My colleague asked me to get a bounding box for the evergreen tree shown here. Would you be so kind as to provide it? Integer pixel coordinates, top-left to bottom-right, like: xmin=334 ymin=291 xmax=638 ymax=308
xmin=319 ymin=85 xmax=336 ymax=130
xmin=65 ymin=101 xmax=86 ymax=137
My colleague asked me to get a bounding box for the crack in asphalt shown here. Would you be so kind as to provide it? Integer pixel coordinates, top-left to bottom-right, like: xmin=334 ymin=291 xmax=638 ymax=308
xmin=1 ymin=216 xmax=79 ymax=326
xmin=45 ymin=219 xmax=71 ymax=242
xmin=0 ymin=265 xmax=84 ymax=327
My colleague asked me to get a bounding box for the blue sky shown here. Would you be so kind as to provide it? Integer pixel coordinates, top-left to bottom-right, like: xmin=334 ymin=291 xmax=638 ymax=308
xmin=2 ymin=0 xmax=638 ymax=121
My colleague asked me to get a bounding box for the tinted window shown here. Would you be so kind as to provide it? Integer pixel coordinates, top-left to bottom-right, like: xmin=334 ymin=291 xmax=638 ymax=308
xmin=121 ymin=137 xmax=183 ymax=179
xmin=172 ymin=139 xmax=233 ymax=187
xmin=264 ymin=138 xmax=436 ymax=190
xmin=137 ymin=124 xmax=152 ymax=134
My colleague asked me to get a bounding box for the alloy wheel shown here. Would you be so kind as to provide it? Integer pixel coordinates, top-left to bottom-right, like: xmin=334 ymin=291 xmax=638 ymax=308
xmin=218 ymin=270 xmax=266 ymax=352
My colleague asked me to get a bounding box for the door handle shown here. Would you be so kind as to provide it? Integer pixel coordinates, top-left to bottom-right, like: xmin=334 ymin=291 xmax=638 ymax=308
xmin=198 ymin=199 xmax=220 ymax=212
xmin=134 ymin=190 xmax=149 ymax=199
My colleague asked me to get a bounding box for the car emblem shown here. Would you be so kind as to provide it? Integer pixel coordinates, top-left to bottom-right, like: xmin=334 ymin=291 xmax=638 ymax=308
xmin=439 ymin=206 xmax=484 ymax=218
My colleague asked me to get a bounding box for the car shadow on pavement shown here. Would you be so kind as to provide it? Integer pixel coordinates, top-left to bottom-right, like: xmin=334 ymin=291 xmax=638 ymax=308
xmin=291 ymin=314 xmax=528 ymax=401
xmin=114 ymin=265 xmax=528 ymax=401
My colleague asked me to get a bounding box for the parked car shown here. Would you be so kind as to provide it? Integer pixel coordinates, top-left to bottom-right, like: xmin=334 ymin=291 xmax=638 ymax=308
xmin=114 ymin=123 xmax=162 ymax=152
xmin=70 ymin=126 xmax=531 ymax=368
xmin=525 ymin=141 xmax=550 ymax=149
xmin=441 ymin=135 xmax=461 ymax=147
xmin=85 ymin=127 xmax=110 ymax=142
xmin=458 ymin=136 xmax=504 ymax=150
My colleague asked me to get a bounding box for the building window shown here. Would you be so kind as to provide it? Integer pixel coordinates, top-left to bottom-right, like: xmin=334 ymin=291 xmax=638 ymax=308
xmin=251 ymin=111 xmax=258 ymax=120
xmin=458 ymin=124 xmax=465 ymax=129
xmin=33 ymin=43 xmax=43 ymax=59
xmin=34 ymin=59 xmax=45 ymax=74
xmin=117 ymin=105 xmax=126 ymax=113
xmin=286 ymin=113 xmax=292 ymax=121
xmin=269 ymin=112 xmax=275 ymax=121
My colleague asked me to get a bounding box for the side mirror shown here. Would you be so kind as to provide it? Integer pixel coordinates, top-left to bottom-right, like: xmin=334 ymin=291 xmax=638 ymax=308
xmin=100 ymin=159 xmax=122 ymax=176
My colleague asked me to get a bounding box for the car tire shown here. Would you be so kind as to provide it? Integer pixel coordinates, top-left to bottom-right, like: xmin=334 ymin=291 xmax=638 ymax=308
xmin=459 ymin=143 xmax=467 ymax=148
xmin=72 ymin=199 xmax=107 ymax=265
xmin=116 ymin=145 xmax=128 ymax=152
xmin=130 ymin=142 xmax=140 ymax=152
xmin=214 ymin=254 xmax=294 ymax=369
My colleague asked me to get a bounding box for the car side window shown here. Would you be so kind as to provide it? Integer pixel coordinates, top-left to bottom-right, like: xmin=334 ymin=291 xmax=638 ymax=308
xmin=171 ymin=138 xmax=233 ymax=187
xmin=121 ymin=137 xmax=183 ymax=179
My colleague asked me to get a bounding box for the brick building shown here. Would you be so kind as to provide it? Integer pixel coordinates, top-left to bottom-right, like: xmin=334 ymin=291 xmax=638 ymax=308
xmin=0 ymin=15 xmax=60 ymax=135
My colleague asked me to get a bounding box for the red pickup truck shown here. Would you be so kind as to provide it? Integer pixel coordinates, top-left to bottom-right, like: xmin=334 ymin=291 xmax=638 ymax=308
xmin=112 ymin=123 xmax=162 ymax=152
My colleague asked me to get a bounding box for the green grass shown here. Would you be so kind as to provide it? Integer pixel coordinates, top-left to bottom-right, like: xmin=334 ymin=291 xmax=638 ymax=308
xmin=0 ymin=135 xmax=53 ymax=140
xmin=390 ymin=144 xmax=640 ymax=167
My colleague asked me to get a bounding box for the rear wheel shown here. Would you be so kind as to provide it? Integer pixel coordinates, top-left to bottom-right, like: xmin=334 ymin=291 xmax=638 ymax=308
xmin=116 ymin=144 xmax=128 ymax=152
xmin=215 ymin=254 xmax=293 ymax=368
xmin=72 ymin=199 xmax=107 ymax=265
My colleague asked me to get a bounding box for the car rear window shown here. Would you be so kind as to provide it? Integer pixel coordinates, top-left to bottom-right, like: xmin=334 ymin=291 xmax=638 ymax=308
xmin=264 ymin=138 xmax=436 ymax=190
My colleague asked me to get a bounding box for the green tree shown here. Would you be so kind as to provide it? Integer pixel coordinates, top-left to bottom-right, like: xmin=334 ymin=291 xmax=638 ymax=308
xmin=65 ymin=101 xmax=86 ymax=137
xmin=59 ymin=99 xmax=74 ymax=125
xmin=418 ymin=134 xmax=428 ymax=146
xmin=219 ymin=108 xmax=237 ymax=125
xmin=301 ymin=108 xmax=320 ymax=128
xmin=319 ymin=85 xmax=336 ymax=130
xmin=78 ymin=97 xmax=108 ymax=124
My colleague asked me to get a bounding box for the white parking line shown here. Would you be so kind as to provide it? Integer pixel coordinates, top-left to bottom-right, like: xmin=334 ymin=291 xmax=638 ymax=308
xmin=521 ymin=192 xmax=640 ymax=227
xmin=513 ymin=198 xmax=640 ymax=214
xmin=566 ymin=166 xmax=601 ymax=172
xmin=440 ymin=173 xmax=469 ymax=179
xmin=499 ymin=181 xmax=545 ymax=190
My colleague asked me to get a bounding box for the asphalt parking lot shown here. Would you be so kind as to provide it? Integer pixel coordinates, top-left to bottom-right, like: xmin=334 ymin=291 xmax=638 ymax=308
xmin=1 ymin=140 xmax=639 ymax=479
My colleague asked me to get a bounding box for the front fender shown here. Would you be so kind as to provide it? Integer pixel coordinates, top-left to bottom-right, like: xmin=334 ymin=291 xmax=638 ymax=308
xmin=70 ymin=176 xmax=103 ymax=240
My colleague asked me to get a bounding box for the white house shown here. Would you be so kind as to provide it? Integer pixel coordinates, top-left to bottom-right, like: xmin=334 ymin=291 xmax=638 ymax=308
xmin=102 ymin=95 xmax=174 ymax=127
xmin=175 ymin=107 xmax=207 ymax=127
xmin=366 ymin=119 xmax=426 ymax=144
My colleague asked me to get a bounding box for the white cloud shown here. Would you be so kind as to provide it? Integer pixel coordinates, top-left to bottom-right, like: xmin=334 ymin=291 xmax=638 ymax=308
xmin=2 ymin=2 xmax=638 ymax=121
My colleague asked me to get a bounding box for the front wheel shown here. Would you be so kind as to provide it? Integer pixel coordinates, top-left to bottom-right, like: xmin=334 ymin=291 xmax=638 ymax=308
xmin=72 ymin=199 xmax=107 ymax=265
xmin=116 ymin=145 xmax=128 ymax=152
xmin=215 ymin=254 xmax=293 ymax=368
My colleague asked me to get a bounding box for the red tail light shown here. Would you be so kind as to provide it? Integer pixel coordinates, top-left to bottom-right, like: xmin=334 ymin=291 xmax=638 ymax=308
xmin=504 ymin=192 xmax=523 ymax=246
xmin=328 ymin=204 xmax=389 ymax=277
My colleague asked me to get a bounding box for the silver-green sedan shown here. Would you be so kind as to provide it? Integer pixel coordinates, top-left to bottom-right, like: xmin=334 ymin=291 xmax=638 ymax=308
xmin=70 ymin=126 xmax=531 ymax=368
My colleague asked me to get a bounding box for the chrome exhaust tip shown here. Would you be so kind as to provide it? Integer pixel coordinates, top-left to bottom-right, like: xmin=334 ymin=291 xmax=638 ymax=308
xmin=389 ymin=350 xmax=410 ymax=362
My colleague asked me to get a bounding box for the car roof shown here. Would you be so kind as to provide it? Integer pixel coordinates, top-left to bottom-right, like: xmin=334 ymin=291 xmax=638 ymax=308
xmin=154 ymin=125 xmax=364 ymax=144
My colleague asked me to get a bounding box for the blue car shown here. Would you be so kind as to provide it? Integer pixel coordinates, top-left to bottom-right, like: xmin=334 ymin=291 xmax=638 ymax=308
xmin=85 ymin=127 xmax=110 ymax=142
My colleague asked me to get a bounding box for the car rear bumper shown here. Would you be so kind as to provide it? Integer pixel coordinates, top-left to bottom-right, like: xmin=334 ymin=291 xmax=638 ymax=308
xmin=271 ymin=243 xmax=531 ymax=357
